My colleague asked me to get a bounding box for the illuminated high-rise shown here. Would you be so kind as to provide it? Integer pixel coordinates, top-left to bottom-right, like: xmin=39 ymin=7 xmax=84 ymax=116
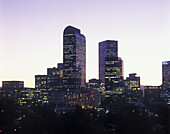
xmin=161 ymin=61 xmax=170 ymax=105
xmin=1 ymin=81 xmax=24 ymax=101
xmin=99 ymin=40 xmax=118 ymax=83
xmin=63 ymin=26 xmax=86 ymax=91
xmin=162 ymin=61 xmax=170 ymax=89
xmin=124 ymin=73 xmax=142 ymax=102
xmin=105 ymin=57 xmax=124 ymax=101
xmin=125 ymin=73 xmax=140 ymax=91
xmin=35 ymin=63 xmax=64 ymax=104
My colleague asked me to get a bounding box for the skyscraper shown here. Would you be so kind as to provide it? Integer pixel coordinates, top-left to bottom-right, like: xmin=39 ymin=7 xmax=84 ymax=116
xmin=63 ymin=26 xmax=86 ymax=91
xmin=124 ymin=73 xmax=142 ymax=102
xmin=35 ymin=63 xmax=64 ymax=104
xmin=125 ymin=73 xmax=140 ymax=91
xmin=162 ymin=61 xmax=170 ymax=89
xmin=99 ymin=40 xmax=118 ymax=83
xmin=105 ymin=57 xmax=124 ymax=96
xmin=35 ymin=75 xmax=48 ymax=103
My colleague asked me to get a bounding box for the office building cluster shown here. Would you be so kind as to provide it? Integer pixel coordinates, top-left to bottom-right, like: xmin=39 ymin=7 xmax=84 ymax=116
xmin=0 ymin=26 xmax=170 ymax=111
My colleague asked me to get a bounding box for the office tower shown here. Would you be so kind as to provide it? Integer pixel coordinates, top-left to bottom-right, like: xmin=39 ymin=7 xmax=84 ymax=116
xmin=162 ymin=61 xmax=170 ymax=89
xmin=1 ymin=81 xmax=24 ymax=102
xmin=105 ymin=57 xmax=125 ymax=102
xmin=63 ymin=26 xmax=86 ymax=91
xmin=144 ymin=86 xmax=162 ymax=104
xmin=124 ymin=73 xmax=142 ymax=102
xmin=99 ymin=40 xmax=118 ymax=83
xmin=19 ymin=87 xmax=40 ymax=107
xmin=105 ymin=57 xmax=124 ymax=95
xmin=35 ymin=75 xmax=48 ymax=103
xmin=161 ymin=82 xmax=170 ymax=105
xmin=35 ymin=63 xmax=64 ymax=104
xmin=165 ymin=82 xmax=170 ymax=105
xmin=47 ymin=64 xmax=63 ymax=90
xmin=86 ymin=79 xmax=102 ymax=91
xmin=125 ymin=73 xmax=140 ymax=90
xmin=86 ymin=78 xmax=105 ymax=106
xmin=0 ymin=81 xmax=40 ymax=106
xmin=47 ymin=64 xmax=65 ymax=104
xmin=161 ymin=61 xmax=170 ymax=105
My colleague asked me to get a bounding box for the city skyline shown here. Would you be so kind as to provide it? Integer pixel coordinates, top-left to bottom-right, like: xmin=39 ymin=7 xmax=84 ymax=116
xmin=0 ymin=0 xmax=170 ymax=88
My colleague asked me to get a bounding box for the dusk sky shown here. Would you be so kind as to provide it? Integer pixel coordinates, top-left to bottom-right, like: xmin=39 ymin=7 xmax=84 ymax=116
xmin=0 ymin=0 xmax=169 ymax=88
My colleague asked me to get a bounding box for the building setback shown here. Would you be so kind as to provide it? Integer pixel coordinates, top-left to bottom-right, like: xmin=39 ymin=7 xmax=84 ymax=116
xmin=99 ymin=40 xmax=118 ymax=83
xmin=35 ymin=63 xmax=64 ymax=104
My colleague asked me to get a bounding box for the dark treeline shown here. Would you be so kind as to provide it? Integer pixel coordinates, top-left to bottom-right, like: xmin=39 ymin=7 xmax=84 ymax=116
xmin=0 ymin=99 xmax=169 ymax=134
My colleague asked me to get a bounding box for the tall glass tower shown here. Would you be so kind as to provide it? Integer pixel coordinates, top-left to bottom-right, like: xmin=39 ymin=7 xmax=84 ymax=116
xmin=162 ymin=61 xmax=170 ymax=89
xmin=99 ymin=40 xmax=118 ymax=83
xmin=63 ymin=26 xmax=86 ymax=91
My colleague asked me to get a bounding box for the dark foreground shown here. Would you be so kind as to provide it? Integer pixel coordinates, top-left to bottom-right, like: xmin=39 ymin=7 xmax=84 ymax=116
xmin=0 ymin=99 xmax=169 ymax=134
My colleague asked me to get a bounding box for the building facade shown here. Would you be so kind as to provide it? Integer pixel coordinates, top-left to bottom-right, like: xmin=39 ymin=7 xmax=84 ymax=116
xmin=63 ymin=26 xmax=86 ymax=91
xmin=18 ymin=87 xmax=40 ymax=107
xmin=35 ymin=63 xmax=64 ymax=104
xmin=105 ymin=57 xmax=124 ymax=102
xmin=125 ymin=73 xmax=140 ymax=90
xmin=86 ymin=78 xmax=105 ymax=106
xmin=124 ymin=73 xmax=142 ymax=102
xmin=99 ymin=40 xmax=118 ymax=83
xmin=162 ymin=61 xmax=170 ymax=89
xmin=86 ymin=78 xmax=104 ymax=91
xmin=35 ymin=75 xmax=48 ymax=104
xmin=47 ymin=65 xmax=63 ymax=91
xmin=0 ymin=81 xmax=40 ymax=107
xmin=0 ymin=81 xmax=24 ymax=102
xmin=65 ymin=88 xmax=98 ymax=109
xmin=144 ymin=86 xmax=162 ymax=104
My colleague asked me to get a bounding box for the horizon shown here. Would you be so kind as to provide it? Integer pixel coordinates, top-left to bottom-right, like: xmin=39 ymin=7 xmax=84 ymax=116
xmin=0 ymin=0 xmax=170 ymax=88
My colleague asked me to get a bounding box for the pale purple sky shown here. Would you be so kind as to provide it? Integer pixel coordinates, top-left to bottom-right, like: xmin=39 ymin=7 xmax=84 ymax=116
xmin=0 ymin=0 xmax=170 ymax=88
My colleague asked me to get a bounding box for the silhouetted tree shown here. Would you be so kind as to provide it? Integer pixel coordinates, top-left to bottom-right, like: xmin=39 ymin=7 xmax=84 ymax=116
xmin=0 ymin=99 xmax=19 ymax=133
